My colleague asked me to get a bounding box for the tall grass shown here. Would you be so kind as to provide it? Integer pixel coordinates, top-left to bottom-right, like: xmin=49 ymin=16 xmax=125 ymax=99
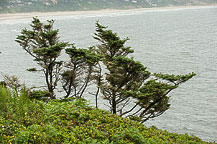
xmin=0 ymin=86 xmax=39 ymax=120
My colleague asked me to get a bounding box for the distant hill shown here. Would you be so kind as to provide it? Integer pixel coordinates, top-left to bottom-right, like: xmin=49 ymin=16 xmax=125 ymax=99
xmin=0 ymin=0 xmax=217 ymax=13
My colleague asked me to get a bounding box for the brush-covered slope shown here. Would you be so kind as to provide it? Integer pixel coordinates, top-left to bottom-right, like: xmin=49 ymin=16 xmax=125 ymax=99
xmin=0 ymin=96 xmax=215 ymax=143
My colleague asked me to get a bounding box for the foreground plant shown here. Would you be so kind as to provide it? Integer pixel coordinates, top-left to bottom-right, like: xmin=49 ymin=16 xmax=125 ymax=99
xmin=0 ymin=85 xmax=41 ymax=120
xmin=0 ymin=96 xmax=214 ymax=144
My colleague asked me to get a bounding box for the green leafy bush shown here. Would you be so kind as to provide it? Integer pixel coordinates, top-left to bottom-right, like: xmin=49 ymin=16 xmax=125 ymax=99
xmin=0 ymin=93 xmax=214 ymax=143
xmin=29 ymin=90 xmax=51 ymax=101
xmin=0 ymin=86 xmax=38 ymax=118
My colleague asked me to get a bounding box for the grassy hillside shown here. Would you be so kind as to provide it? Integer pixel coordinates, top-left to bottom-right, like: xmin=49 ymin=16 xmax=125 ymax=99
xmin=0 ymin=0 xmax=217 ymax=13
xmin=0 ymin=86 xmax=215 ymax=143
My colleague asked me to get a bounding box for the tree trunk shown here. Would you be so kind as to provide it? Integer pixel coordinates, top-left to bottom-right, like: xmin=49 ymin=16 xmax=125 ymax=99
xmin=112 ymin=94 xmax=116 ymax=114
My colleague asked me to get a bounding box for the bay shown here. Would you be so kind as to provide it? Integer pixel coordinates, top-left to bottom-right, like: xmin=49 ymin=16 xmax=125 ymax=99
xmin=0 ymin=6 xmax=217 ymax=142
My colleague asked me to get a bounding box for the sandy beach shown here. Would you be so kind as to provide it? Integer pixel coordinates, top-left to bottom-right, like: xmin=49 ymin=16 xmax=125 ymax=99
xmin=0 ymin=5 xmax=217 ymax=21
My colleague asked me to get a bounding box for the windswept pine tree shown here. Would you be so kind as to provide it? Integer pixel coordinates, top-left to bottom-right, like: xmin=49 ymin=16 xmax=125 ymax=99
xmin=61 ymin=45 xmax=101 ymax=99
xmin=15 ymin=18 xmax=196 ymax=123
xmin=94 ymin=22 xmax=195 ymax=122
xmin=16 ymin=17 xmax=68 ymax=99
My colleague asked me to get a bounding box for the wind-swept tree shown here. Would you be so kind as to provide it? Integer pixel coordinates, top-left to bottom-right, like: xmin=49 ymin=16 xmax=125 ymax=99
xmin=94 ymin=22 xmax=195 ymax=122
xmin=16 ymin=17 xmax=68 ymax=99
xmin=94 ymin=22 xmax=145 ymax=114
xmin=94 ymin=22 xmax=134 ymax=62
xmin=61 ymin=45 xmax=100 ymax=99
xmin=121 ymin=72 xmax=195 ymax=123
xmin=100 ymin=56 xmax=150 ymax=114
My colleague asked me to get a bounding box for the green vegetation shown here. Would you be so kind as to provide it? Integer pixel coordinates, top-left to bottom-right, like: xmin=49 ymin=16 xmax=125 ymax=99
xmin=16 ymin=17 xmax=68 ymax=99
xmin=1 ymin=0 xmax=217 ymax=14
xmin=0 ymin=18 xmax=213 ymax=143
xmin=0 ymin=86 xmax=215 ymax=143
xmin=93 ymin=22 xmax=195 ymax=122
xmin=62 ymin=45 xmax=100 ymax=99
xmin=15 ymin=18 xmax=195 ymax=123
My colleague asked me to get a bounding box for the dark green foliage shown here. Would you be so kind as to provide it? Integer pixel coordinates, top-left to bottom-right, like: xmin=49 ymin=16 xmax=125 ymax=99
xmin=61 ymin=45 xmax=101 ymax=98
xmin=16 ymin=17 xmax=68 ymax=99
xmin=15 ymin=17 xmax=196 ymax=123
xmin=0 ymin=95 xmax=214 ymax=143
xmin=65 ymin=46 xmax=100 ymax=65
xmin=0 ymin=81 xmax=6 ymax=87
xmin=94 ymin=22 xmax=195 ymax=122
xmin=0 ymin=86 xmax=41 ymax=120
xmin=94 ymin=22 xmax=140 ymax=114
xmin=94 ymin=22 xmax=134 ymax=62
xmin=4 ymin=18 xmax=199 ymax=143
xmin=124 ymin=74 xmax=196 ymax=123
xmin=0 ymin=16 xmax=212 ymax=143
xmin=101 ymin=56 xmax=151 ymax=114
xmin=154 ymin=72 xmax=196 ymax=84
xmin=131 ymin=73 xmax=195 ymax=122
xmin=29 ymin=90 xmax=51 ymax=101
xmin=26 ymin=68 xmax=37 ymax=72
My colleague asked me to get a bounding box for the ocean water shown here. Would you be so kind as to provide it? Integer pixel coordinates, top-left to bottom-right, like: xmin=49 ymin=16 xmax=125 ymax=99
xmin=0 ymin=6 xmax=217 ymax=142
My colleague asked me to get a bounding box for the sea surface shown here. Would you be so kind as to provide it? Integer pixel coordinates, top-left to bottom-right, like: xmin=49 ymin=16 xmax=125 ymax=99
xmin=0 ymin=6 xmax=217 ymax=142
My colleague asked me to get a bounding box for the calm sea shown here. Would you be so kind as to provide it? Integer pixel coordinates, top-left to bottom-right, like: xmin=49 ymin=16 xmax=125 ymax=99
xmin=0 ymin=6 xmax=217 ymax=142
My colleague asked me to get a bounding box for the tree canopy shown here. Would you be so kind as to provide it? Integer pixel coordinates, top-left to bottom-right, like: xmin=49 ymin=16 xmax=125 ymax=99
xmin=14 ymin=18 xmax=196 ymax=123
xmin=16 ymin=17 xmax=68 ymax=99
xmin=93 ymin=22 xmax=195 ymax=122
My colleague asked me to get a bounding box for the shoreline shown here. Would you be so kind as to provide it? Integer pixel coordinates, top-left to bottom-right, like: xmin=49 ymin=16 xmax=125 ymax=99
xmin=0 ymin=5 xmax=217 ymax=21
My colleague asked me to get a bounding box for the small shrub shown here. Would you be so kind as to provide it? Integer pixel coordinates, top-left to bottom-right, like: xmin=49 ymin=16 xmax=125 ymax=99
xmin=0 ymin=98 xmax=214 ymax=144
xmin=29 ymin=90 xmax=51 ymax=101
